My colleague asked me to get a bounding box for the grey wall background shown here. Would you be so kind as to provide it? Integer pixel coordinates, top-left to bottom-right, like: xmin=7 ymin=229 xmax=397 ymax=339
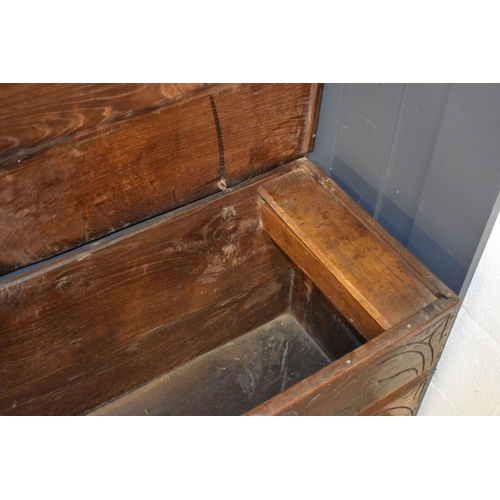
xmin=309 ymin=83 xmax=500 ymax=297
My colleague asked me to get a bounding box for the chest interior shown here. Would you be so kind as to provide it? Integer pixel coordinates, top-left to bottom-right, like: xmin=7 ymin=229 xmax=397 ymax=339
xmin=0 ymin=84 xmax=458 ymax=415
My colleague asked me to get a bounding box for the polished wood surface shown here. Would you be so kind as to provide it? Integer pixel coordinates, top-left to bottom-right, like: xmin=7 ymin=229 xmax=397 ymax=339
xmin=258 ymin=165 xmax=438 ymax=340
xmin=0 ymin=84 xmax=320 ymax=275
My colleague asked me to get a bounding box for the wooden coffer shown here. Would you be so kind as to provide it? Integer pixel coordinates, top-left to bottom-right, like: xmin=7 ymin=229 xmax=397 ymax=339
xmin=0 ymin=84 xmax=459 ymax=416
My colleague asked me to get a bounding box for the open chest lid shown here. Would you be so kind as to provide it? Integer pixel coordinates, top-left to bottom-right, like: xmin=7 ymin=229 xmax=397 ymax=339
xmin=0 ymin=83 xmax=323 ymax=275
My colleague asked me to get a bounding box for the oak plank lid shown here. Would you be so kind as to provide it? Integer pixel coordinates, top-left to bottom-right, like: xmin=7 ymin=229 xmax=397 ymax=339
xmin=0 ymin=84 xmax=322 ymax=275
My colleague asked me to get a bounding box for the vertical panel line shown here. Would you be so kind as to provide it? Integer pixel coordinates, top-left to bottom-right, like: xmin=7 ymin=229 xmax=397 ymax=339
xmin=329 ymin=83 xmax=344 ymax=175
xmin=407 ymin=83 xmax=454 ymax=241
xmin=373 ymin=83 xmax=407 ymax=220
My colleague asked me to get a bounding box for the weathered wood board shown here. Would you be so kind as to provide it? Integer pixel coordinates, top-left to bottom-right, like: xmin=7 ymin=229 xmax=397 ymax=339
xmin=0 ymin=83 xmax=458 ymax=416
xmin=0 ymin=164 xmax=298 ymax=415
xmin=246 ymin=305 xmax=457 ymax=416
xmin=245 ymin=161 xmax=459 ymax=415
xmin=258 ymin=166 xmax=439 ymax=340
xmin=0 ymin=84 xmax=321 ymax=275
xmin=0 ymin=83 xmax=212 ymax=167
xmin=89 ymin=313 xmax=331 ymax=416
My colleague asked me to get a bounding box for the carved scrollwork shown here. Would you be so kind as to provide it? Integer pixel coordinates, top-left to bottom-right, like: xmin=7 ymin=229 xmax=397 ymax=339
xmin=280 ymin=314 xmax=452 ymax=416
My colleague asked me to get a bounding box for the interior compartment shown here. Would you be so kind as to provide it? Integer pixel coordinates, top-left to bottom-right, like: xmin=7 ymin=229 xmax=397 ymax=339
xmin=1 ymin=84 xmax=458 ymax=417
xmin=87 ymin=159 xmax=433 ymax=416
xmin=89 ymin=268 xmax=367 ymax=416
xmin=1 ymin=159 xmax=454 ymax=416
xmin=89 ymin=313 xmax=329 ymax=416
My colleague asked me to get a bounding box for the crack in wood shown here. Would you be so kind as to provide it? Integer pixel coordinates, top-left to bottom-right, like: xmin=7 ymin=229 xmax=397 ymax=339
xmin=209 ymin=94 xmax=226 ymax=187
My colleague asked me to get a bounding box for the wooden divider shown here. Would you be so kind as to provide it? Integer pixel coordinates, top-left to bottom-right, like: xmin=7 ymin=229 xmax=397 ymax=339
xmin=258 ymin=165 xmax=438 ymax=340
xmin=245 ymin=161 xmax=459 ymax=415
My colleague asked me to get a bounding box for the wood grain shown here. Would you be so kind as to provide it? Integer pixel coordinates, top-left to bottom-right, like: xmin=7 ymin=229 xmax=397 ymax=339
xmin=0 ymin=83 xmax=212 ymax=167
xmin=217 ymin=84 xmax=321 ymax=185
xmin=301 ymin=160 xmax=457 ymax=300
xmin=3 ymin=271 xmax=293 ymax=416
xmin=245 ymin=303 xmax=459 ymax=416
xmin=0 ymin=165 xmax=296 ymax=415
xmin=0 ymin=84 xmax=317 ymax=275
xmin=259 ymin=200 xmax=385 ymax=338
xmin=258 ymin=167 xmax=437 ymax=340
